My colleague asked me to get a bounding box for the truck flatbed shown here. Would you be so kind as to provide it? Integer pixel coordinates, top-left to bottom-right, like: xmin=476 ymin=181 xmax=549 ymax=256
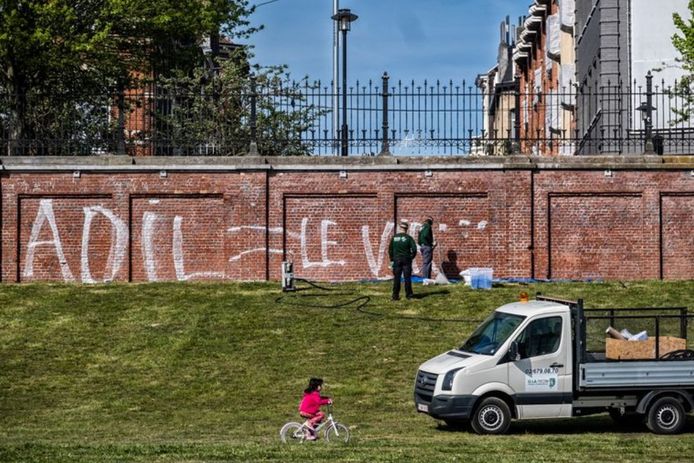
xmin=581 ymin=360 xmax=694 ymax=388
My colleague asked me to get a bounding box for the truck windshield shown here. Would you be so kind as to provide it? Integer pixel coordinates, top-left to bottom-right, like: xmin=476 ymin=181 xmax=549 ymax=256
xmin=459 ymin=311 xmax=525 ymax=355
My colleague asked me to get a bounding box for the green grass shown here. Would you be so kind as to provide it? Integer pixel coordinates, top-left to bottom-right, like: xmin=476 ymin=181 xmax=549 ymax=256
xmin=1 ymin=280 xmax=694 ymax=462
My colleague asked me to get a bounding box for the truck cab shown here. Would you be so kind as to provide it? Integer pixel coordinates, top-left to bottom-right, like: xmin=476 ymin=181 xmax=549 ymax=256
xmin=414 ymin=296 xmax=694 ymax=434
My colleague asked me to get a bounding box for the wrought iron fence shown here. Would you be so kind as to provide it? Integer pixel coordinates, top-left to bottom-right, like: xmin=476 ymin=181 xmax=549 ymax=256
xmin=1 ymin=73 xmax=693 ymax=156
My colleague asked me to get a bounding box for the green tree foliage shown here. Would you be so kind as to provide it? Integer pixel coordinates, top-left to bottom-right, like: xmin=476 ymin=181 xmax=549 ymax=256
xmin=155 ymin=51 xmax=323 ymax=156
xmin=671 ymin=2 xmax=694 ymax=122
xmin=0 ymin=0 xmax=278 ymax=155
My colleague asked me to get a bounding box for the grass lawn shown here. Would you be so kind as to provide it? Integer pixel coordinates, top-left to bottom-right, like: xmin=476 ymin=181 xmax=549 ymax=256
xmin=1 ymin=280 xmax=694 ymax=462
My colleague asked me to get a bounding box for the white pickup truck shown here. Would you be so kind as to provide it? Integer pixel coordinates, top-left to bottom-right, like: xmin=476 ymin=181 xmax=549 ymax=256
xmin=414 ymin=296 xmax=694 ymax=434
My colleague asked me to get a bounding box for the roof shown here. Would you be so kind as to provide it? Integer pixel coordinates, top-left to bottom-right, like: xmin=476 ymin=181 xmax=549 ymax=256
xmin=496 ymin=300 xmax=570 ymax=317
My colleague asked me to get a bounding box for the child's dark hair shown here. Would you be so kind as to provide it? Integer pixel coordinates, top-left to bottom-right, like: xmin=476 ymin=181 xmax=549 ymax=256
xmin=305 ymin=377 xmax=323 ymax=393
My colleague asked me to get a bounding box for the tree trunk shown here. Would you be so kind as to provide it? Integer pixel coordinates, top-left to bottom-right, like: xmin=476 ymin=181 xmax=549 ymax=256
xmin=5 ymin=62 xmax=31 ymax=156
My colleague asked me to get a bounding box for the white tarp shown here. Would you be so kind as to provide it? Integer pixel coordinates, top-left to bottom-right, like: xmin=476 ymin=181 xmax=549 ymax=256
xmin=559 ymin=143 xmax=576 ymax=155
xmin=545 ymin=90 xmax=561 ymax=134
xmin=551 ymin=91 xmax=561 ymax=132
xmin=560 ymin=0 xmax=575 ymax=29
xmin=523 ymin=84 xmax=529 ymax=123
xmin=547 ymin=14 xmax=561 ymax=58
xmin=560 ymin=63 xmax=576 ymax=106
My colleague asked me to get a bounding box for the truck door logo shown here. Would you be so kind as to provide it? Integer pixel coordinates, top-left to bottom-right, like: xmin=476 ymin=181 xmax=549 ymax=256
xmin=525 ymin=371 xmax=559 ymax=391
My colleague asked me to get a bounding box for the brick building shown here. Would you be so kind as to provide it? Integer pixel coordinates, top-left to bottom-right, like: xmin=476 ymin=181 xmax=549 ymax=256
xmin=475 ymin=17 xmax=518 ymax=156
xmin=480 ymin=0 xmax=693 ymax=156
xmin=116 ymin=33 xmax=244 ymax=157
xmin=513 ymin=0 xmax=576 ymax=156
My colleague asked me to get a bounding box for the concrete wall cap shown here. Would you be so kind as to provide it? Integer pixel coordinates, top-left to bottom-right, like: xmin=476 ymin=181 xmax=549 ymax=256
xmin=0 ymin=155 xmax=692 ymax=171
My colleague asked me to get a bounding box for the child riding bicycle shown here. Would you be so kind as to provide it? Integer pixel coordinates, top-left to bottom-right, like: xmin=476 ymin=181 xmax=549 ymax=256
xmin=298 ymin=377 xmax=332 ymax=440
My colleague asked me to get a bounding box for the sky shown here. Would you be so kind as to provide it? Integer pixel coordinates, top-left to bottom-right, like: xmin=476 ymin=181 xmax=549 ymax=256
xmin=247 ymin=0 xmax=524 ymax=85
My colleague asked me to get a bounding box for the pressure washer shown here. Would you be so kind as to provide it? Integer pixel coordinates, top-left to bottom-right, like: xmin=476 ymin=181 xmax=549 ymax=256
xmin=281 ymin=261 xmax=296 ymax=292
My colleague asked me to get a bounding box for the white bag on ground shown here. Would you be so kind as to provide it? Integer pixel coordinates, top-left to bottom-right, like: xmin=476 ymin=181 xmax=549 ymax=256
xmin=434 ymin=271 xmax=450 ymax=285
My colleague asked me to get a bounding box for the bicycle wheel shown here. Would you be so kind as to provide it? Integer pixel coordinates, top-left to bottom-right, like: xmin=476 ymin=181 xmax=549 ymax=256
xmin=325 ymin=423 xmax=350 ymax=443
xmin=279 ymin=422 xmax=306 ymax=444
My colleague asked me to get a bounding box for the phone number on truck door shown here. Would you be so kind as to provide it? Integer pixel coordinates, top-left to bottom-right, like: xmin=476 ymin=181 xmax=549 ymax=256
xmin=524 ymin=367 xmax=559 ymax=375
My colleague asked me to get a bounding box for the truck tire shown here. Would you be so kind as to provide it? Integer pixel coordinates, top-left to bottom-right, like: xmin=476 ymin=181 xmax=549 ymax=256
xmin=471 ymin=397 xmax=511 ymax=435
xmin=646 ymin=397 xmax=686 ymax=435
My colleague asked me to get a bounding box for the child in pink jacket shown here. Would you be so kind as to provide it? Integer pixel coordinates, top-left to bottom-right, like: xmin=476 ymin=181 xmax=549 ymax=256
xmin=298 ymin=377 xmax=332 ymax=440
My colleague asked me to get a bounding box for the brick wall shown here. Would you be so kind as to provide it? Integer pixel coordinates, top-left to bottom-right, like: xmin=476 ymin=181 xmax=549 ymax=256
xmin=1 ymin=156 xmax=692 ymax=283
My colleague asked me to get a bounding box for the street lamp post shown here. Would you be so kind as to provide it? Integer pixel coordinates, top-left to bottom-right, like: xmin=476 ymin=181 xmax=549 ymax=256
xmin=332 ymin=8 xmax=358 ymax=157
xmin=333 ymin=0 xmax=339 ymax=156
xmin=637 ymin=72 xmax=656 ymax=154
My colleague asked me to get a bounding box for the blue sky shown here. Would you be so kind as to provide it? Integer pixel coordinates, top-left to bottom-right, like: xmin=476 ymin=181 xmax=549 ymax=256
xmin=247 ymin=0 xmax=523 ymax=85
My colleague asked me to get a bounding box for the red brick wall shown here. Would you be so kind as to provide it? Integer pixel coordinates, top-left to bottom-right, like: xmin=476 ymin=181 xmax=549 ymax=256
xmin=547 ymin=194 xmax=647 ymax=280
xmin=130 ymin=195 xmax=226 ymax=282
xmin=1 ymin=163 xmax=692 ymax=282
xmin=18 ymin=196 xmax=118 ymax=282
xmin=533 ymin=170 xmax=693 ymax=280
xmin=662 ymin=194 xmax=694 ymax=280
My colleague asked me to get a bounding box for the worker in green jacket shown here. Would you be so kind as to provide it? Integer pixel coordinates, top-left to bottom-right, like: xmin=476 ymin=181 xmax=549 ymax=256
xmin=389 ymin=220 xmax=418 ymax=300
xmin=418 ymin=216 xmax=435 ymax=279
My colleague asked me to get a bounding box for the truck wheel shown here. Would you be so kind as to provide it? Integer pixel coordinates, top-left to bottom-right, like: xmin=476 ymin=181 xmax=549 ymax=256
xmin=471 ymin=397 xmax=511 ymax=435
xmin=646 ymin=397 xmax=686 ymax=435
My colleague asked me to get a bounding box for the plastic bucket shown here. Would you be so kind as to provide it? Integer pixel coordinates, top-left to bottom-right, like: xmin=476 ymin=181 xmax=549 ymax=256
xmin=467 ymin=267 xmax=493 ymax=289
xmin=459 ymin=270 xmax=472 ymax=286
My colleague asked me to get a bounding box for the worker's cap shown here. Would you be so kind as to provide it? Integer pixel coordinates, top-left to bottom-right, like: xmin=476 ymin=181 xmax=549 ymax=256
xmin=399 ymin=220 xmax=409 ymax=230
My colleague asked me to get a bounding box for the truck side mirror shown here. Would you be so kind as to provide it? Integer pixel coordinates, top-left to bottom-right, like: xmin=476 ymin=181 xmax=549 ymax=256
xmin=506 ymin=341 xmax=519 ymax=362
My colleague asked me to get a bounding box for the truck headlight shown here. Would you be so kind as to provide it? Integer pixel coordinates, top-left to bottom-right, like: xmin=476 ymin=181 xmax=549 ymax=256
xmin=442 ymin=368 xmax=463 ymax=391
